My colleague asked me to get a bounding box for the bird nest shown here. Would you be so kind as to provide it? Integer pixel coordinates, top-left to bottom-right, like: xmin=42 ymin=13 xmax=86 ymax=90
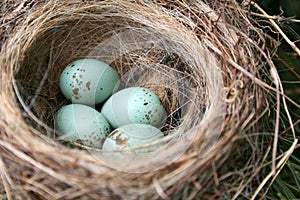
xmin=1 ymin=0 xmax=296 ymax=199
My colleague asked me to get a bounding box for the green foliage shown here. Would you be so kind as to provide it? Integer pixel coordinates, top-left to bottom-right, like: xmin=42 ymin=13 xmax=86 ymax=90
xmin=265 ymin=152 xmax=300 ymax=200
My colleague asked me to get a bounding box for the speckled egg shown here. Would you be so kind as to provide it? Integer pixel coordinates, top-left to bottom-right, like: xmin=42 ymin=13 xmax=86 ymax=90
xmin=59 ymin=58 xmax=119 ymax=105
xmin=101 ymin=87 xmax=167 ymax=129
xmin=54 ymin=104 xmax=111 ymax=148
xmin=102 ymin=123 xmax=164 ymax=153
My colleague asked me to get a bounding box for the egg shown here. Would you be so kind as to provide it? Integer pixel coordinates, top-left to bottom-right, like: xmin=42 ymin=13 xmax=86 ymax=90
xmin=101 ymin=87 xmax=167 ymax=129
xmin=102 ymin=123 xmax=164 ymax=153
xmin=54 ymin=104 xmax=111 ymax=148
xmin=59 ymin=58 xmax=119 ymax=105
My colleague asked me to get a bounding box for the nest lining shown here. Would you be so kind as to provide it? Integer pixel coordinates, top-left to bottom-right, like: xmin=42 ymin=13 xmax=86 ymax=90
xmin=0 ymin=0 xmax=269 ymax=199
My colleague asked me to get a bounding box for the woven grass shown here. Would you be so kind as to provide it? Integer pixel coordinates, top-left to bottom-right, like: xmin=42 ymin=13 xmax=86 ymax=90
xmin=0 ymin=0 xmax=298 ymax=199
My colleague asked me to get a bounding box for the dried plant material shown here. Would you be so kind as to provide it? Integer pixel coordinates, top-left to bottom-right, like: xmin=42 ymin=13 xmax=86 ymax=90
xmin=0 ymin=0 xmax=298 ymax=199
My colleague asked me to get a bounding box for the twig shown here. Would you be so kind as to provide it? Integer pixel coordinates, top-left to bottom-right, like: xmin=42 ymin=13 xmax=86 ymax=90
xmin=0 ymin=139 xmax=72 ymax=186
xmin=153 ymin=177 xmax=168 ymax=199
xmin=0 ymin=156 xmax=12 ymax=200
xmin=270 ymin=67 xmax=280 ymax=175
xmin=251 ymin=1 xmax=300 ymax=57
xmin=250 ymin=12 xmax=300 ymax=23
xmin=250 ymin=139 xmax=298 ymax=200
xmin=274 ymin=53 xmax=300 ymax=79
xmin=280 ymin=119 xmax=300 ymax=136
xmin=12 ymin=79 xmax=53 ymax=134
xmin=204 ymin=39 xmax=300 ymax=109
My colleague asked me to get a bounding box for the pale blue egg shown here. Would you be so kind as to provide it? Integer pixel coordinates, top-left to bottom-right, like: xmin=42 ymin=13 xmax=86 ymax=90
xmin=101 ymin=87 xmax=167 ymax=129
xmin=102 ymin=123 xmax=164 ymax=153
xmin=59 ymin=59 xmax=119 ymax=105
xmin=54 ymin=104 xmax=111 ymax=148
